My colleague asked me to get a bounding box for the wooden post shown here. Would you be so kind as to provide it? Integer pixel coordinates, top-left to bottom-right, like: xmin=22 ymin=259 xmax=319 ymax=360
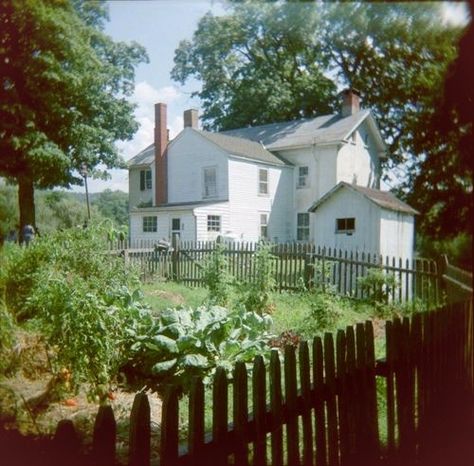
xmin=299 ymin=341 xmax=313 ymax=466
xmin=92 ymin=405 xmax=116 ymax=466
xmin=213 ymin=367 xmax=229 ymax=465
xmin=172 ymin=235 xmax=179 ymax=281
xmin=284 ymin=345 xmax=299 ymax=466
xmin=53 ymin=419 xmax=80 ymax=466
xmin=253 ymin=355 xmax=267 ymax=466
xmin=161 ymin=385 xmax=180 ymax=466
xmin=129 ymin=392 xmax=151 ymax=466
xmin=188 ymin=377 xmax=205 ymax=466
xmin=233 ymin=361 xmax=249 ymax=466
xmin=270 ymin=350 xmax=283 ymax=466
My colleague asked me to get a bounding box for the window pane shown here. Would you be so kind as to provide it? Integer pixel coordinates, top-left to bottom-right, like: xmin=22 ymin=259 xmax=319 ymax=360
xmin=259 ymin=169 xmax=268 ymax=194
xmin=207 ymin=215 xmax=221 ymax=232
xmin=145 ymin=170 xmax=152 ymax=189
xmin=172 ymin=218 xmax=180 ymax=230
xmin=336 ymin=217 xmax=355 ymax=233
xmin=203 ymin=167 xmax=217 ymax=198
xmin=143 ymin=216 xmax=157 ymax=232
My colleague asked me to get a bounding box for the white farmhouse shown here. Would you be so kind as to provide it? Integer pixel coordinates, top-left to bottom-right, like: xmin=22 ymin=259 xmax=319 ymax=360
xmin=127 ymin=89 xmax=417 ymax=258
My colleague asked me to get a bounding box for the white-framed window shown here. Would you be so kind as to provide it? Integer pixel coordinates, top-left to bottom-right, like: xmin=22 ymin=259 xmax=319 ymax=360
xmin=297 ymin=213 xmax=310 ymax=241
xmin=140 ymin=169 xmax=152 ymax=191
xmin=207 ymin=215 xmax=221 ymax=232
xmin=260 ymin=213 xmax=268 ymax=239
xmin=143 ymin=216 xmax=157 ymax=232
xmin=203 ymin=166 xmax=217 ymax=198
xmin=297 ymin=166 xmax=309 ymax=188
xmin=336 ymin=217 xmax=355 ymax=234
xmin=258 ymin=168 xmax=269 ymax=195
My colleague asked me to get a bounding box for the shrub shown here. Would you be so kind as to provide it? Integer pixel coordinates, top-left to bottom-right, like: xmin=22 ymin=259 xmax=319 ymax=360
xmin=303 ymin=291 xmax=344 ymax=335
xmin=201 ymin=244 xmax=233 ymax=306
xmin=0 ymin=225 xmax=146 ymax=399
xmin=124 ymin=305 xmax=274 ymax=392
xmin=357 ymin=268 xmax=399 ymax=305
xmin=240 ymin=242 xmax=275 ymax=314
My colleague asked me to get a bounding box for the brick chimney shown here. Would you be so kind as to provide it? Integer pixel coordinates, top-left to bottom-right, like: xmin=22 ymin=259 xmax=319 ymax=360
xmin=183 ymin=108 xmax=199 ymax=129
xmin=155 ymin=103 xmax=168 ymax=206
xmin=341 ymin=88 xmax=361 ymax=117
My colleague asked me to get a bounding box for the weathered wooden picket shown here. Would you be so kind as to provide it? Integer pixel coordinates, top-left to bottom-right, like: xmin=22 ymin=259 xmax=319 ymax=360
xmin=112 ymin=241 xmax=439 ymax=303
xmin=3 ymin=300 xmax=472 ymax=465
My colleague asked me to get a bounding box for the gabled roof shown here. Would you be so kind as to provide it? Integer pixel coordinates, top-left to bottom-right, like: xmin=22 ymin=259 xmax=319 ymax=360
xmin=309 ymin=181 xmax=419 ymax=215
xmin=128 ymin=128 xmax=289 ymax=168
xmin=220 ymin=109 xmax=386 ymax=153
xmin=128 ymin=108 xmax=387 ymax=168
xmin=127 ymin=143 xmax=154 ymax=167
xmin=196 ymin=130 xmax=288 ymax=166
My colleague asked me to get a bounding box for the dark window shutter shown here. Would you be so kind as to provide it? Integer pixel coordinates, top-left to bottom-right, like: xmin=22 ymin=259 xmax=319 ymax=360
xmin=140 ymin=170 xmax=145 ymax=191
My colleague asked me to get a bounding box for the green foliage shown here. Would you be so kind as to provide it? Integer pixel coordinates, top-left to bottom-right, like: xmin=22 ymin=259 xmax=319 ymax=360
xmin=91 ymin=189 xmax=129 ymax=227
xmin=0 ymin=0 xmax=147 ymax=225
xmin=0 ymin=181 xmax=18 ymax=240
xmin=0 ymin=225 xmax=145 ymax=399
xmin=240 ymin=242 xmax=276 ymax=314
xmin=125 ymin=305 xmax=273 ymax=391
xmin=417 ymin=232 xmax=472 ymax=272
xmin=202 ymin=244 xmax=233 ymax=306
xmin=357 ymin=268 xmax=399 ymax=305
xmin=0 ymin=304 xmax=17 ymax=376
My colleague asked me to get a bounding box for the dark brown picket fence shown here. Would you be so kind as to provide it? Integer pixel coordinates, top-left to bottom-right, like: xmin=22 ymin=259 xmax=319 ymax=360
xmin=3 ymin=300 xmax=472 ymax=466
xmin=111 ymin=241 xmax=439 ymax=303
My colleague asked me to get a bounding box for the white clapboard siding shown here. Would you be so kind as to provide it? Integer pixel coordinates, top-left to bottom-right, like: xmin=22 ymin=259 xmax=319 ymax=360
xmin=167 ymin=129 xmax=229 ymax=204
xmin=227 ymin=158 xmax=293 ymax=242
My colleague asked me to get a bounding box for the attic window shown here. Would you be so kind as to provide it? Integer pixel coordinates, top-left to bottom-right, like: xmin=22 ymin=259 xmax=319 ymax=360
xmin=336 ymin=217 xmax=355 ymax=234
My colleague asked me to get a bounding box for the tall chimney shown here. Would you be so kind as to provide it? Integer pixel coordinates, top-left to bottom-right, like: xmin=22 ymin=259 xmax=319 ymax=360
xmin=155 ymin=102 xmax=168 ymax=206
xmin=341 ymin=88 xmax=361 ymax=117
xmin=183 ymin=108 xmax=199 ymax=129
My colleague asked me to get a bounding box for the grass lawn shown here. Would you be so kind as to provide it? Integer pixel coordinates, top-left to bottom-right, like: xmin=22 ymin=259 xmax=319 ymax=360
xmin=142 ymin=280 xmax=387 ymax=358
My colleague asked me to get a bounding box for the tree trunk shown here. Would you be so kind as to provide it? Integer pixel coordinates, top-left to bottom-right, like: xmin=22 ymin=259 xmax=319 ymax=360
xmin=18 ymin=176 xmax=35 ymax=242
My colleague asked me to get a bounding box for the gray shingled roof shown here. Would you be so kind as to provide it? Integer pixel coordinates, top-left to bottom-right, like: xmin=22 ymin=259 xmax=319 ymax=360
xmin=197 ymin=130 xmax=288 ymax=166
xmin=309 ymin=181 xmax=419 ymax=215
xmin=127 ymin=143 xmax=154 ymax=167
xmin=220 ymin=110 xmax=377 ymax=150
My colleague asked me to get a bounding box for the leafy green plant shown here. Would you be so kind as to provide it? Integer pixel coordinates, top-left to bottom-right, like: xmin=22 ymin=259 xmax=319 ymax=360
xmin=0 ymin=225 xmax=146 ymax=399
xmin=0 ymin=304 xmax=17 ymax=376
xmin=358 ymin=268 xmax=399 ymax=305
xmin=124 ymin=305 xmax=274 ymax=392
xmin=240 ymin=242 xmax=276 ymax=314
xmin=202 ymin=244 xmax=233 ymax=306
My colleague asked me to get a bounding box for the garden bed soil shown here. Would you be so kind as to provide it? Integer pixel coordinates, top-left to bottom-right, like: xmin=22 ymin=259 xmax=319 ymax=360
xmin=0 ymin=330 xmax=163 ymax=465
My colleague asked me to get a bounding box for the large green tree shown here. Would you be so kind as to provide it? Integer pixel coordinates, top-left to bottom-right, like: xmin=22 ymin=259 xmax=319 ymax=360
xmin=172 ymin=1 xmax=462 ymax=179
xmin=0 ymin=0 xmax=147 ymax=231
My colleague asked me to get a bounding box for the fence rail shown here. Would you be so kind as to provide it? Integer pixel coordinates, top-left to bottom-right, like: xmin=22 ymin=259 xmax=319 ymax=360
xmin=111 ymin=241 xmax=439 ymax=303
xmin=3 ymin=300 xmax=472 ymax=465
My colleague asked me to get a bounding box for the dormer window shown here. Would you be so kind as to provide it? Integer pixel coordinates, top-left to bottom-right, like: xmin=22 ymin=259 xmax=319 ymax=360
xmin=140 ymin=169 xmax=152 ymax=191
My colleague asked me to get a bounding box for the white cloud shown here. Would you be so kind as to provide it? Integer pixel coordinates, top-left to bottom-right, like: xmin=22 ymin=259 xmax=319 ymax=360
xmin=70 ymin=81 xmax=196 ymax=193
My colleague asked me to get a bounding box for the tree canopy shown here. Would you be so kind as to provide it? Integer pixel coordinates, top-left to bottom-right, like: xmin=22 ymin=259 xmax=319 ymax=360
xmin=173 ymin=2 xmax=460 ymax=171
xmin=0 ymin=0 xmax=147 ymax=229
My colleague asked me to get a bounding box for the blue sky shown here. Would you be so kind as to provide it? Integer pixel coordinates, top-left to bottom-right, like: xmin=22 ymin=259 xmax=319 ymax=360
xmin=82 ymin=0 xmax=225 ymax=193
xmin=82 ymin=1 xmax=469 ymax=193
